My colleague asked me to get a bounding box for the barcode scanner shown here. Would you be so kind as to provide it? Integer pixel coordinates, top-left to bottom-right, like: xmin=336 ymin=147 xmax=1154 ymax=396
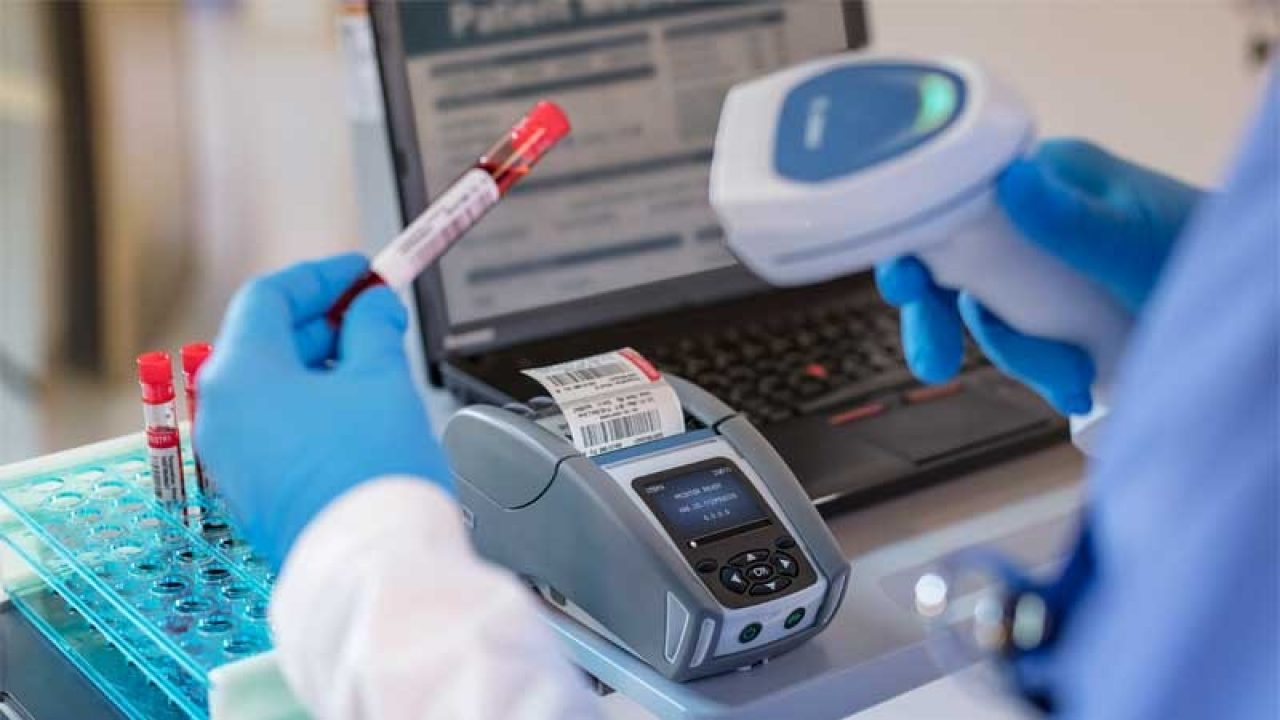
xmin=709 ymin=53 xmax=1132 ymax=454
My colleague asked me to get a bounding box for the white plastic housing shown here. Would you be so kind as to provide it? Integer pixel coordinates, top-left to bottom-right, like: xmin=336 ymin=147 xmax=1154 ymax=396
xmin=710 ymin=53 xmax=1131 ymax=455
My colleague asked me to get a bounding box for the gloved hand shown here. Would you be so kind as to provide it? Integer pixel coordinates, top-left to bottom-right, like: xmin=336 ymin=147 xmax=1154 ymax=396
xmin=875 ymin=139 xmax=1203 ymax=415
xmin=196 ymin=253 xmax=451 ymax=570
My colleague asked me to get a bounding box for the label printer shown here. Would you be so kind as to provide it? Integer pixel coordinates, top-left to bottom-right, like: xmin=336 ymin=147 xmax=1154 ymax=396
xmin=443 ymin=377 xmax=850 ymax=682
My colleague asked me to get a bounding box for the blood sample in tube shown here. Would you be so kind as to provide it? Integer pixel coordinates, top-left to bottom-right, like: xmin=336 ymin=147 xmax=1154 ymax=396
xmin=326 ymin=100 xmax=571 ymax=326
xmin=137 ymin=351 xmax=188 ymax=515
xmin=181 ymin=342 xmax=215 ymax=500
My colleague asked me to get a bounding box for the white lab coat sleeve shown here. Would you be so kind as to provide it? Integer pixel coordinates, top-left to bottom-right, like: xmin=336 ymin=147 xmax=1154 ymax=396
xmin=270 ymin=476 xmax=604 ymax=720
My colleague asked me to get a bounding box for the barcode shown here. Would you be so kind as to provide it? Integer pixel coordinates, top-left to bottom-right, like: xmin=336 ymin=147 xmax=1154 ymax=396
xmin=432 ymin=211 xmax=480 ymax=255
xmin=580 ymin=410 xmax=662 ymax=448
xmin=408 ymin=173 xmax=497 ymax=267
xmin=439 ymin=185 xmax=493 ymax=243
xmin=543 ymin=362 xmax=630 ymax=388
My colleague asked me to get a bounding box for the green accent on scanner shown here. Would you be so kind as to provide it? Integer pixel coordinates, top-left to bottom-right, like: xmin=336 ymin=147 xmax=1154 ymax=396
xmin=913 ymin=73 xmax=960 ymax=133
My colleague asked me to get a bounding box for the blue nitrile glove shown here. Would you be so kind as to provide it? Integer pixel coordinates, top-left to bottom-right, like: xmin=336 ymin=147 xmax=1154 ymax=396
xmin=196 ymin=253 xmax=451 ymax=570
xmin=875 ymin=139 xmax=1203 ymax=415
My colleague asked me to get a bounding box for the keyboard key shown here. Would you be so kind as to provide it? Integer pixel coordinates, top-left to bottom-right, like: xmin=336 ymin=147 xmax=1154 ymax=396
xmin=795 ymin=379 xmax=826 ymax=399
xmin=684 ymin=357 xmax=709 ymax=376
xmin=803 ymin=363 xmax=830 ymax=380
xmin=769 ymin=388 xmax=797 ymax=406
xmin=764 ymin=408 xmax=794 ymax=424
xmin=839 ymin=356 xmax=866 ymax=374
xmin=799 ymin=367 xmax=916 ymax=415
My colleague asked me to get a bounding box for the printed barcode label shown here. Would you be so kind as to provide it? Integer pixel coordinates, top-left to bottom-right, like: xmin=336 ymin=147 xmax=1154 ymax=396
xmin=522 ymin=349 xmax=686 ymax=456
xmin=522 ymin=349 xmax=659 ymax=404
xmin=542 ymin=362 xmax=629 ymax=388
xmin=579 ymin=410 xmax=662 ymax=447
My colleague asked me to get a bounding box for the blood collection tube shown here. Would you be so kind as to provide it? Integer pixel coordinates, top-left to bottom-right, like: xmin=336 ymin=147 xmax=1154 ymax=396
xmin=326 ymin=100 xmax=571 ymax=326
xmin=181 ymin=342 xmax=215 ymax=500
xmin=136 ymin=352 xmax=187 ymax=515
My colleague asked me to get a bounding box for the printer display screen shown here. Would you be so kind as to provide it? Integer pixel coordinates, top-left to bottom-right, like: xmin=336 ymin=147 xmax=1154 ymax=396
xmin=639 ymin=461 xmax=767 ymax=543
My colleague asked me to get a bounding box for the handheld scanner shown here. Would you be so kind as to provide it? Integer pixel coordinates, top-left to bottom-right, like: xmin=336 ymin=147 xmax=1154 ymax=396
xmin=443 ymin=377 xmax=849 ymax=682
xmin=709 ymin=54 xmax=1132 ymax=453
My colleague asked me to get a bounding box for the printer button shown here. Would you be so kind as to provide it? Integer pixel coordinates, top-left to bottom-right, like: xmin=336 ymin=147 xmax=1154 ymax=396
xmin=695 ymin=558 xmax=718 ymax=574
xmin=720 ymin=567 xmax=749 ymax=594
xmin=748 ymin=577 xmax=792 ymax=596
xmin=772 ymin=553 xmax=799 ymax=577
xmin=730 ymin=549 xmax=770 ymax=567
xmin=746 ymin=563 xmax=774 ymax=582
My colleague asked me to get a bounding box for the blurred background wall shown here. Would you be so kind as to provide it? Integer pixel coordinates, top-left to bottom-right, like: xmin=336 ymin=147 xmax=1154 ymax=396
xmin=1 ymin=0 xmax=56 ymax=465
xmin=0 ymin=0 xmax=1274 ymax=465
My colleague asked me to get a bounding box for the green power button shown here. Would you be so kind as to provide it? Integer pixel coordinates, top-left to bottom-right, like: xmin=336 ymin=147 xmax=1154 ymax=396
xmin=739 ymin=622 xmax=762 ymax=643
xmin=785 ymin=608 xmax=807 ymax=630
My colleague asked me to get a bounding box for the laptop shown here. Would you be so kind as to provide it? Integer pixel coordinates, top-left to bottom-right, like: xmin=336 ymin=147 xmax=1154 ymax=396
xmin=367 ymin=0 xmax=1067 ymax=512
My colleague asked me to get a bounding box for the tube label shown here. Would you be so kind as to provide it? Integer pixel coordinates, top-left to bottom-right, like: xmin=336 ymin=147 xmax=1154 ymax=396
xmin=143 ymin=401 xmax=187 ymax=508
xmin=371 ymin=167 xmax=500 ymax=289
xmin=523 ymin=348 xmax=686 ymax=457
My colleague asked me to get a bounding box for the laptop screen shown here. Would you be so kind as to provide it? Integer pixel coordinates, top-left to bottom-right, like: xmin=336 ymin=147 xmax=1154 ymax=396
xmin=386 ymin=1 xmax=860 ymax=356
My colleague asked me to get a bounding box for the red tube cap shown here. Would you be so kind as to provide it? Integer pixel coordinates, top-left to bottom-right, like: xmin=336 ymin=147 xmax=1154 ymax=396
xmin=510 ymin=100 xmax=571 ymax=162
xmin=137 ymin=351 xmax=175 ymax=403
xmin=181 ymin=342 xmax=213 ymax=379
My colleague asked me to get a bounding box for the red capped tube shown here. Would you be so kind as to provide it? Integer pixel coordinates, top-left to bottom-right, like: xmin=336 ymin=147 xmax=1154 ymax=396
xmin=181 ymin=342 xmax=215 ymax=500
xmin=326 ymin=100 xmax=571 ymax=326
xmin=494 ymin=100 xmax=572 ymax=192
xmin=137 ymin=351 xmax=187 ymax=514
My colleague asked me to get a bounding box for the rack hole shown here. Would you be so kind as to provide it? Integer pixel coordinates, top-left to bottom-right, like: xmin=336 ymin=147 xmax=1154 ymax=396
xmin=130 ymin=558 xmax=165 ymax=579
xmin=221 ymin=583 xmax=253 ymax=601
xmin=199 ymin=565 xmax=232 ymax=584
xmin=223 ymin=635 xmax=264 ymax=656
xmin=151 ymin=577 xmax=188 ymax=596
xmin=31 ymin=477 xmax=65 ymax=494
xmin=243 ymin=601 xmax=269 ymax=622
xmin=198 ymin=614 xmax=234 ymax=635
xmin=92 ymin=479 xmax=130 ymax=500
xmin=91 ymin=524 xmax=125 ymax=541
xmin=46 ymin=491 xmax=84 ymax=510
xmin=174 ymin=596 xmax=213 ymax=615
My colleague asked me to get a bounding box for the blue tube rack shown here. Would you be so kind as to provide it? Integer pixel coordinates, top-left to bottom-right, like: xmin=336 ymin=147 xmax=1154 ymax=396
xmin=0 ymin=432 xmax=275 ymax=719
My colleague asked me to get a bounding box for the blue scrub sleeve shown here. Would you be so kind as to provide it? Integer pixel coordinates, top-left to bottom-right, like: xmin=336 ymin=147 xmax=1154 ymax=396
xmin=1013 ymin=64 xmax=1279 ymax=719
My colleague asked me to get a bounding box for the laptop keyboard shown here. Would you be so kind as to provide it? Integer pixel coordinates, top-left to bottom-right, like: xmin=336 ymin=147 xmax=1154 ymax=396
xmin=644 ymin=295 xmax=982 ymax=427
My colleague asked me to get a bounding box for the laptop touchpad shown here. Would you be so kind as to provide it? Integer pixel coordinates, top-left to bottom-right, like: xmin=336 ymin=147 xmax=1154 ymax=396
xmin=853 ymin=389 xmax=1053 ymax=465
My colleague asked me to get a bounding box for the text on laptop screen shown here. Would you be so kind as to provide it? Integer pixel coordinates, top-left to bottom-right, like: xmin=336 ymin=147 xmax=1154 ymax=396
xmin=398 ymin=1 xmax=848 ymax=327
